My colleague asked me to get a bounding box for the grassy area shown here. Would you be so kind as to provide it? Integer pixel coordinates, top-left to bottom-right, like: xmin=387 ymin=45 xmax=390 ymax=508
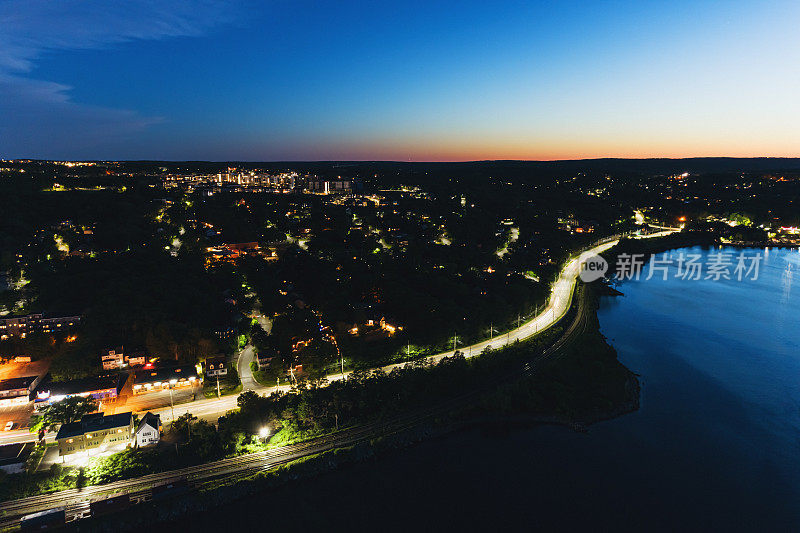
xmin=0 ymin=465 xmax=80 ymax=502
xmin=249 ymin=360 xmax=277 ymax=387
xmin=203 ymin=381 xmax=242 ymax=399
xmin=265 ymin=425 xmax=330 ymax=449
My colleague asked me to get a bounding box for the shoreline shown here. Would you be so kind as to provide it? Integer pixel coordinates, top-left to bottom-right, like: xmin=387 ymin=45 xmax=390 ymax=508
xmin=0 ymin=238 xmax=644 ymax=526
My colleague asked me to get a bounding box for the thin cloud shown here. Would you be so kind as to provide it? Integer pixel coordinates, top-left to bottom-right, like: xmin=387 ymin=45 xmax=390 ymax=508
xmin=0 ymin=0 xmax=241 ymax=158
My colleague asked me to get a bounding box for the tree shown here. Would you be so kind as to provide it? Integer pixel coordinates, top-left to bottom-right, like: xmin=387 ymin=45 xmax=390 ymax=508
xmin=171 ymin=412 xmax=198 ymax=440
xmin=32 ymin=396 xmax=97 ymax=432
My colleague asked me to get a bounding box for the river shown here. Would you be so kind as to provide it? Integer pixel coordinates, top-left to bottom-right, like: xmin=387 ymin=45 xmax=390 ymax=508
xmin=187 ymin=246 xmax=800 ymax=532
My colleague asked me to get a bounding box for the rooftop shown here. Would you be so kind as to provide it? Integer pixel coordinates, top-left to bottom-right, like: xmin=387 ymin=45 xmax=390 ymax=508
xmin=136 ymin=412 xmax=161 ymax=433
xmin=133 ymin=364 xmax=198 ymax=384
xmin=0 ymin=376 xmax=38 ymax=392
xmin=42 ymin=374 xmax=125 ymax=397
xmin=0 ymin=442 xmax=32 ymax=466
xmin=55 ymin=412 xmax=133 ymax=440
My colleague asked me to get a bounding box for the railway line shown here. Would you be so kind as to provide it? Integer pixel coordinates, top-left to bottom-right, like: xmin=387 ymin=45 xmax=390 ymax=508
xmin=0 ymin=228 xmax=673 ymax=529
xmin=0 ymin=282 xmax=594 ymax=530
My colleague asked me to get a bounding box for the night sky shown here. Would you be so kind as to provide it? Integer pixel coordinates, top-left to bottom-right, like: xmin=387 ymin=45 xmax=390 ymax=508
xmin=2 ymin=0 xmax=799 ymax=161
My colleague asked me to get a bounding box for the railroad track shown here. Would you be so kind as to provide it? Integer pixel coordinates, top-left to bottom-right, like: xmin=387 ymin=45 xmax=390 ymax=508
xmin=0 ymin=286 xmax=593 ymax=530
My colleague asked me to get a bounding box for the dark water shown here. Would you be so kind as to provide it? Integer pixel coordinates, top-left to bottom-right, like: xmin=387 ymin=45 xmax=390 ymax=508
xmin=193 ymin=246 xmax=800 ymax=532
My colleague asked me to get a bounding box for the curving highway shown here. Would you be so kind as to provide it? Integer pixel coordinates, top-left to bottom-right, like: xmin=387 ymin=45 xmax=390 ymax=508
xmin=0 ymin=229 xmax=676 ymax=526
xmin=0 ymin=266 xmax=600 ymax=528
xmin=144 ymin=236 xmax=622 ymax=425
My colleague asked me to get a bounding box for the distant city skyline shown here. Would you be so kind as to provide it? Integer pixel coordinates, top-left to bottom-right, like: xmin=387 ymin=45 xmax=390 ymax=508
xmin=2 ymin=0 xmax=799 ymax=161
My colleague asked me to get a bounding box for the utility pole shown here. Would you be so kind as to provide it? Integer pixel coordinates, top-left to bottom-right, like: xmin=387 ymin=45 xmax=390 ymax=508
xmin=169 ymin=387 xmax=175 ymax=426
xmin=216 ymin=376 xmax=220 ymax=399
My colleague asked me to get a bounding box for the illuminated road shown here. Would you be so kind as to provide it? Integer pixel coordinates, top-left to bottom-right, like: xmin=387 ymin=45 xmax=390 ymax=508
xmin=0 ymin=230 xmax=678 ymax=524
xmin=8 ymin=229 xmax=675 ymax=435
xmin=237 ymin=345 xmax=256 ymax=391
xmin=0 ymin=277 xmax=597 ymax=528
xmin=146 ymin=235 xmax=624 ymax=425
xmin=496 ymin=226 xmax=519 ymax=258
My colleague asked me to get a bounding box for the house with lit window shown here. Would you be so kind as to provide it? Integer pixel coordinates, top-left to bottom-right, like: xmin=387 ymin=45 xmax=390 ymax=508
xmin=55 ymin=412 xmax=134 ymax=460
xmin=203 ymin=357 xmax=228 ymax=378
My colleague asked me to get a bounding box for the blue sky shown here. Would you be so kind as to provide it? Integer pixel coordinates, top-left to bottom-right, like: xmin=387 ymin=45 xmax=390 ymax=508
xmin=1 ymin=0 xmax=799 ymax=160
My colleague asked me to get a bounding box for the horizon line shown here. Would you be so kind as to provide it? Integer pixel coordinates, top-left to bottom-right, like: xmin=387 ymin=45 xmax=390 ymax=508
xmin=5 ymin=155 xmax=800 ymax=165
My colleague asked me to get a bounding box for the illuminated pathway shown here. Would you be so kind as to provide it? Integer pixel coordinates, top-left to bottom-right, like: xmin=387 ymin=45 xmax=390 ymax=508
xmin=145 ymin=236 xmax=625 ymax=425
xmin=15 ymin=229 xmax=674 ymax=437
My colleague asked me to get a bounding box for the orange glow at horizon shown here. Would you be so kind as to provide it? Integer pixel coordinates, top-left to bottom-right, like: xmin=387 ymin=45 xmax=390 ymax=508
xmin=296 ymin=135 xmax=800 ymax=162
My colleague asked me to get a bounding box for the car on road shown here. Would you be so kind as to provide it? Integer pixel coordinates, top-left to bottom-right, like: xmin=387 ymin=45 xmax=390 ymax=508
xmin=4 ymin=421 xmax=13 ymax=431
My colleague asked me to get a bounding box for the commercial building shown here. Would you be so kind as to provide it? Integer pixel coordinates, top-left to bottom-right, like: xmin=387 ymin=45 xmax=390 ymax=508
xmin=36 ymin=374 xmax=126 ymax=404
xmin=101 ymin=347 xmax=147 ymax=370
xmin=0 ymin=376 xmax=42 ymax=406
xmin=132 ymin=365 xmax=200 ymax=394
xmin=55 ymin=412 xmax=134 ymax=459
xmin=125 ymin=351 xmax=147 ymax=367
xmin=307 ymin=179 xmax=354 ymax=194
xmin=101 ymin=347 xmax=124 ymax=370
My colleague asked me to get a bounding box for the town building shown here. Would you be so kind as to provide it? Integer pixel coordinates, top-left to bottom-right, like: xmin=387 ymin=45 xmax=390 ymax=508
xmin=0 ymin=313 xmax=81 ymax=340
xmin=307 ymin=179 xmax=354 ymax=194
xmin=0 ymin=376 xmax=42 ymax=406
xmin=101 ymin=347 xmax=147 ymax=369
xmin=36 ymin=374 xmax=127 ymax=404
xmin=132 ymin=365 xmax=200 ymax=394
xmin=204 ymin=242 xmax=264 ymax=266
xmin=135 ymin=412 xmax=162 ymax=447
xmin=101 ymin=347 xmax=124 ymax=370
xmin=203 ymin=357 xmax=228 ymax=378
xmin=125 ymin=351 xmax=147 ymax=367
xmin=256 ymin=350 xmax=275 ymax=370
xmin=55 ymin=412 xmax=134 ymax=460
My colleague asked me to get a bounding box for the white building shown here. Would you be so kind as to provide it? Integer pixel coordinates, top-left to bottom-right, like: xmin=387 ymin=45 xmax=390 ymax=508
xmin=125 ymin=352 xmax=147 ymax=367
xmin=135 ymin=412 xmax=161 ymax=447
xmin=101 ymin=347 xmax=124 ymax=370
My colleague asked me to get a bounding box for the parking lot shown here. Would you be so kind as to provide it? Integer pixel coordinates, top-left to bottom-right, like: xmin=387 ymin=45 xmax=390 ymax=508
xmin=0 ymin=401 xmax=34 ymax=431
